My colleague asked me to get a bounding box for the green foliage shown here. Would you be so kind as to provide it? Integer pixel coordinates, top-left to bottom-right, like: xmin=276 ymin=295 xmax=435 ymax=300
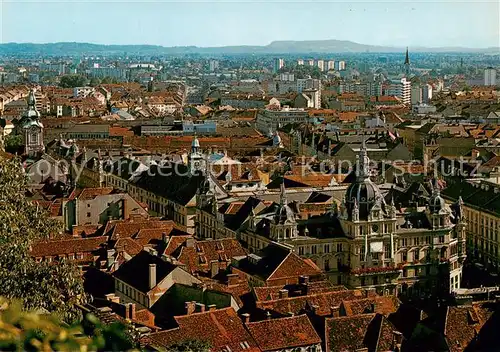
xmin=101 ymin=76 xmax=119 ymax=84
xmin=89 ymin=77 xmax=101 ymax=87
xmin=4 ymin=134 xmax=23 ymax=153
xmin=59 ymin=75 xmax=88 ymax=88
xmin=0 ymin=157 xmax=86 ymax=323
xmin=165 ymin=339 xmax=212 ymax=352
xmin=0 ymin=298 xmax=137 ymax=351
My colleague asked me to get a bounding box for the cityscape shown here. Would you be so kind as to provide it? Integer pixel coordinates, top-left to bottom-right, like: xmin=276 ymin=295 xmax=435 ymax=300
xmin=0 ymin=1 xmax=500 ymax=351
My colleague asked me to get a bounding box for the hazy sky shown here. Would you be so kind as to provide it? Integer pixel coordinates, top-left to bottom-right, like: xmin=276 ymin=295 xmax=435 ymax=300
xmin=1 ymin=0 xmax=499 ymax=48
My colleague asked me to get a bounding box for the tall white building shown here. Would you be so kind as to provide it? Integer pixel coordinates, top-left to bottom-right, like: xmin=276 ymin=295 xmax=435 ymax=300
xmin=411 ymin=85 xmax=423 ymax=105
xmin=307 ymin=59 xmax=315 ymax=66
xmin=297 ymin=59 xmax=304 ymax=66
xmin=316 ymin=60 xmax=325 ymax=72
xmin=484 ymin=68 xmax=497 ymax=86
xmin=422 ymin=84 xmax=433 ymax=103
xmin=327 ymin=60 xmax=335 ymax=71
xmin=335 ymin=61 xmax=346 ymax=71
xmin=209 ymin=60 xmax=219 ymax=72
xmin=273 ymin=58 xmax=285 ymax=73
xmin=386 ymin=78 xmax=411 ymax=105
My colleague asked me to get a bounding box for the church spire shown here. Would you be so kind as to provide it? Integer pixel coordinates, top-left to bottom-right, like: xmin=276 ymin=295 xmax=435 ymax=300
xmin=404 ymin=47 xmax=410 ymax=77
xmin=357 ymin=138 xmax=370 ymax=181
xmin=279 ymin=179 xmax=287 ymax=206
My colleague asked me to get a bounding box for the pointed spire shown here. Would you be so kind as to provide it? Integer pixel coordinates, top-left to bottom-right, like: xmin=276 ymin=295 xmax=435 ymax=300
xmin=280 ymin=179 xmax=287 ymax=206
xmin=404 ymin=47 xmax=410 ymax=65
xmin=27 ymin=89 xmax=36 ymax=108
xmin=357 ymin=137 xmax=370 ymax=180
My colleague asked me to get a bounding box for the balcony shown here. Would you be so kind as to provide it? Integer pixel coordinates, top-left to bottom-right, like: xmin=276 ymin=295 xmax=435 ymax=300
xmin=350 ymin=265 xmax=403 ymax=276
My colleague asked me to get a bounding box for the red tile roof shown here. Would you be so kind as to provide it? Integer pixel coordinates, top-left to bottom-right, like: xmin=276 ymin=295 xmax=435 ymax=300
xmin=176 ymin=239 xmax=248 ymax=275
xmin=246 ymin=315 xmax=321 ymax=351
xmin=77 ymin=187 xmax=114 ymax=200
xmin=31 ymin=236 xmax=107 ymax=258
xmin=341 ymin=296 xmax=400 ymax=316
xmin=144 ymin=307 xmax=260 ymax=352
xmin=256 ymin=289 xmax=364 ymax=316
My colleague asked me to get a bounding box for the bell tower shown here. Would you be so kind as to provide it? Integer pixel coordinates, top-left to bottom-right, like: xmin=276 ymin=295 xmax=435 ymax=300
xmin=19 ymin=90 xmax=44 ymax=157
xmin=188 ymin=134 xmax=205 ymax=176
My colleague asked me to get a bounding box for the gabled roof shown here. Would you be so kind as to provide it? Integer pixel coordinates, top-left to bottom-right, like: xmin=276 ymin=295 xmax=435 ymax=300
xmin=257 ymin=289 xmax=364 ymax=317
xmin=175 ymin=239 xmax=248 ymax=275
xmin=113 ymin=250 xmax=179 ymax=293
xmin=144 ymin=307 xmax=260 ymax=352
xmin=326 ymin=313 xmax=399 ymax=352
xmin=246 ymin=314 xmax=321 ymax=351
xmin=31 ymin=236 xmax=107 ymax=258
xmin=234 ymin=244 xmax=320 ymax=283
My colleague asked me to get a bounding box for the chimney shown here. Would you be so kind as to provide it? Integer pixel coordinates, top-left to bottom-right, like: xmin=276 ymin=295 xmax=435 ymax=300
xmin=207 ymin=304 xmax=217 ymax=312
xmin=149 ymin=263 xmax=157 ymax=290
xmin=299 ymin=275 xmax=310 ymax=285
xmin=210 ymin=260 xmax=219 ymax=278
xmin=196 ymin=302 xmax=206 ymax=313
xmin=124 ymin=303 xmax=130 ymax=320
xmin=279 ymin=289 xmax=289 ymax=299
xmin=127 ymin=303 xmax=136 ymax=321
xmin=122 ymin=198 xmax=129 ymax=219
xmin=311 ymin=304 xmax=319 ymax=315
xmin=106 ymin=249 xmax=115 ymax=267
xmin=242 ymin=312 xmax=250 ymax=324
xmin=105 ymin=293 xmax=120 ymax=304
xmin=330 ymin=305 xmax=340 ymax=318
xmin=371 ymin=302 xmax=377 ymax=313
xmin=162 ymin=232 xmax=168 ymax=243
xmin=227 ymin=273 xmax=239 ymax=287
xmin=186 ymin=237 xmax=195 ymax=248
xmin=392 ymin=331 xmax=403 ymax=348
xmin=185 ymin=301 xmax=196 ymax=315
xmin=266 ymin=311 xmax=271 ymax=320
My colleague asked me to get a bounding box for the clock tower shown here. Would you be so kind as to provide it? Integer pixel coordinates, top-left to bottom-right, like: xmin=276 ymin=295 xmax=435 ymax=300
xmin=188 ymin=135 xmax=205 ymax=176
xmin=18 ymin=90 xmax=44 ymax=157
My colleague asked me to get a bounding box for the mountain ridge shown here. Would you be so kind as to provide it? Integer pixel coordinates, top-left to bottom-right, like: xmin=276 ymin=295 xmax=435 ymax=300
xmin=1 ymin=40 xmax=498 ymax=55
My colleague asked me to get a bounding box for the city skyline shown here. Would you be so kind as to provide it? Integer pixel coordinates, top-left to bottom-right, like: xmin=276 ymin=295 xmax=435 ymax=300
xmin=1 ymin=0 xmax=499 ymax=48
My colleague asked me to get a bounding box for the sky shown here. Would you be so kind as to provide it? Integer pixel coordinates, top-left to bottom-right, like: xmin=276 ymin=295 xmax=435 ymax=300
xmin=1 ymin=0 xmax=499 ymax=48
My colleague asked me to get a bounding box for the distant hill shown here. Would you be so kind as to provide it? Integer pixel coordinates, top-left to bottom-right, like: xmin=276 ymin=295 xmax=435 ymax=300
xmin=0 ymin=40 xmax=498 ymax=55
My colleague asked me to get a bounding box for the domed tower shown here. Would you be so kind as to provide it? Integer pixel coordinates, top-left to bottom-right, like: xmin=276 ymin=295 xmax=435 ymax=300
xmin=18 ymin=90 xmax=44 ymax=156
xmin=340 ymin=141 xmax=398 ymax=288
xmin=344 ymin=140 xmax=383 ymax=221
xmin=270 ymin=182 xmax=297 ymax=241
xmin=427 ymin=179 xmax=451 ymax=229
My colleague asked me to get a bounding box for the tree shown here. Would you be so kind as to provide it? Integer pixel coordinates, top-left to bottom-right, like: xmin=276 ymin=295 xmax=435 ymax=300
xmin=166 ymin=339 xmax=212 ymax=352
xmin=0 ymin=298 xmax=137 ymax=351
xmin=59 ymin=75 xmax=88 ymax=88
xmin=101 ymin=76 xmax=118 ymax=84
xmin=89 ymin=77 xmax=101 ymax=87
xmin=4 ymin=134 xmax=23 ymax=153
xmin=0 ymin=157 xmax=86 ymax=323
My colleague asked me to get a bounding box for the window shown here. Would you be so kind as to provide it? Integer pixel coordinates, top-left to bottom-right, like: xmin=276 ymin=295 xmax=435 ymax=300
xmin=299 ymin=247 xmax=305 ymax=255
xmin=87 ymin=204 xmax=91 ymax=208
xmin=324 ymin=244 xmax=330 ymax=253
xmin=311 ymin=245 xmax=317 ymax=254
xmin=402 ymin=251 xmax=407 ymax=262
xmin=412 ymin=249 xmax=419 ymax=262
xmin=337 ymin=243 xmax=343 ymax=252
xmin=324 ymin=259 xmax=330 ymax=271
xmin=439 ymin=236 xmax=445 ymax=244
xmin=87 ymin=212 xmax=91 ymax=217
